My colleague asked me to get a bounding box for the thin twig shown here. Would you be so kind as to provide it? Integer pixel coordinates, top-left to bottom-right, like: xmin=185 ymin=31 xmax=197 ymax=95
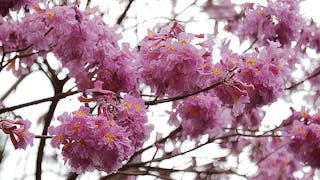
xmin=128 ymin=126 xmax=182 ymax=163
xmin=144 ymin=80 xmax=222 ymax=105
xmin=286 ymin=66 xmax=320 ymax=90
xmin=34 ymin=135 xmax=52 ymax=139
xmin=0 ymin=73 xmax=29 ymax=101
xmin=243 ymin=38 xmax=257 ymax=53
xmin=117 ymin=0 xmax=135 ymax=25
xmin=0 ymin=90 xmax=79 ymax=114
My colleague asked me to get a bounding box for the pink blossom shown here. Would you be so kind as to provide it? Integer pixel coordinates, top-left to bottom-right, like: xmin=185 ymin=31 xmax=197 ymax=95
xmin=117 ymin=95 xmax=153 ymax=149
xmin=237 ymin=0 xmax=305 ymax=46
xmin=1 ymin=6 xmax=140 ymax=93
xmin=281 ymin=108 xmax=320 ymax=168
xmin=49 ymin=106 xmax=134 ymax=174
xmin=175 ymin=93 xmax=226 ymax=138
xmin=140 ymin=22 xmax=214 ymax=96
xmin=0 ymin=119 xmax=34 ymax=149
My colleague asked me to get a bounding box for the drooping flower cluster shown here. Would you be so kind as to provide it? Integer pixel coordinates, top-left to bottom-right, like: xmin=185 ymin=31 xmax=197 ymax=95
xmin=175 ymin=93 xmax=225 ymax=138
xmin=0 ymin=118 xmax=34 ymax=149
xmin=49 ymin=106 xmax=133 ymax=173
xmin=249 ymin=138 xmax=305 ymax=179
xmin=298 ymin=21 xmax=320 ymax=53
xmin=140 ymin=22 xmax=214 ymax=96
xmin=234 ymin=107 xmax=265 ymax=131
xmin=211 ymin=41 xmax=290 ymax=115
xmin=237 ymin=0 xmax=305 ymax=46
xmin=117 ymin=95 xmax=152 ymax=149
xmin=49 ymin=91 xmax=152 ymax=173
xmin=281 ymin=107 xmax=320 ymax=168
xmin=203 ymin=0 xmax=237 ymax=22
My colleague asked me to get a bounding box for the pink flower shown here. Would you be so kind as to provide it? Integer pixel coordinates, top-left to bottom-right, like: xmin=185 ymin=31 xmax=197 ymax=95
xmin=237 ymin=0 xmax=305 ymax=46
xmin=117 ymin=95 xmax=153 ymax=149
xmin=281 ymin=108 xmax=320 ymax=168
xmin=1 ymin=6 xmax=140 ymax=93
xmin=175 ymin=93 xmax=225 ymax=138
xmin=49 ymin=106 xmax=134 ymax=174
xmin=0 ymin=119 xmax=34 ymax=149
xmin=140 ymin=22 xmax=214 ymax=96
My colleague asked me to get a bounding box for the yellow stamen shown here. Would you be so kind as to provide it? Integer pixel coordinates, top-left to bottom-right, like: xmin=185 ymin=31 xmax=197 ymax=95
xmin=212 ymin=67 xmax=223 ymax=75
xmin=108 ymin=120 xmax=115 ymax=127
xmin=45 ymin=11 xmax=55 ymax=18
xmin=104 ymin=132 xmax=116 ymax=142
xmin=134 ymin=104 xmax=143 ymax=112
xmin=73 ymin=123 xmax=81 ymax=132
xmin=257 ymin=11 xmax=264 ymax=17
xmin=124 ymin=102 xmax=132 ymax=109
xmin=180 ymin=39 xmax=188 ymax=45
xmin=76 ymin=111 xmax=86 ymax=117
xmin=87 ymin=8 xmax=94 ymax=14
xmin=58 ymin=134 xmax=64 ymax=141
xmin=301 ymin=111 xmax=308 ymax=118
xmin=247 ymin=58 xmax=256 ymax=66
xmin=166 ymin=45 xmax=174 ymax=52
xmin=295 ymin=126 xmax=307 ymax=136
xmin=33 ymin=4 xmax=42 ymax=12
xmin=229 ymin=57 xmax=238 ymax=64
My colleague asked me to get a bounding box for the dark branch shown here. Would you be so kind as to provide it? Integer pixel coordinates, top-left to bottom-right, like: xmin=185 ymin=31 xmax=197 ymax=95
xmin=35 ymin=98 xmax=59 ymax=180
xmin=144 ymin=80 xmax=223 ymax=105
xmin=286 ymin=66 xmax=320 ymax=90
xmin=0 ymin=90 xmax=79 ymax=114
xmin=0 ymin=73 xmax=29 ymax=101
xmin=128 ymin=126 xmax=182 ymax=162
xmin=117 ymin=0 xmax=134 ymax=25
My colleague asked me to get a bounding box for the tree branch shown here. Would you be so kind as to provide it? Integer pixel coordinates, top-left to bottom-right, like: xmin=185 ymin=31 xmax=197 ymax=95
xmin=0 ymin=73 xmax=29 ymax=101
xmin=36 ymin=60 xmax=68 ymax=180
xmin=286 ymin=65 xmax=320 ymax=90
xmin=35 ymin=98 xmax=60 ymax=180
xmin=144 ymin=80 xmax=223 ymax=105
xmin=128 ymin=126 xmax=182 ymax=163
xmin=117 ymin=0 xmax=135 ymax=25
xmin=0 ymin=90 xmax=78 ymax=114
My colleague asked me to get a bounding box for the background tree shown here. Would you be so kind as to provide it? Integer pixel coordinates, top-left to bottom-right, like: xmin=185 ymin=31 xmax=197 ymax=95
xmin=1 ymin=0 xmax=320 ymax=179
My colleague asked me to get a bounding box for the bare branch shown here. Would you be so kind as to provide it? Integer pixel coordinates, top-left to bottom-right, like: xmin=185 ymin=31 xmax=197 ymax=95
xmin=145 ymin=80 xmax=223 ymax=106
xmin=0 ymin=90 xmax=78 ymax=114
xmin=117 ymin=0 xmax=135 ymax=25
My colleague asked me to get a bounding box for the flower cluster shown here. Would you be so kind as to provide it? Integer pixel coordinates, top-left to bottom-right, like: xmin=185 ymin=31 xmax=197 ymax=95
xmin=117 ymin=95 xmax=153 ymax=149
xmin=211 ymin=42 xmax=290 ymax=115
xmin=49 ymin=106 xmax=134 ymax=173
xmin=237 ymin=0 xmax=305 ymax=46
xmin=0 ymin=5 xmax=140 ymax=94
xmin=176 ymin=93 xmax=225 ymax=138
xmin=281 ymin=108 xmax=320 ymax=168
xmin=49 ymin=93 xmax=152 ymax=173
xmin=140 ymin=22 xmax=213 ymax=96
xmin=249 ymin=138 xmax=304 ymax=179
xmin=298 ymin=22 xmax=320 ymax=53
xmin=0 ymin=119 xmax=34 ymax=149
